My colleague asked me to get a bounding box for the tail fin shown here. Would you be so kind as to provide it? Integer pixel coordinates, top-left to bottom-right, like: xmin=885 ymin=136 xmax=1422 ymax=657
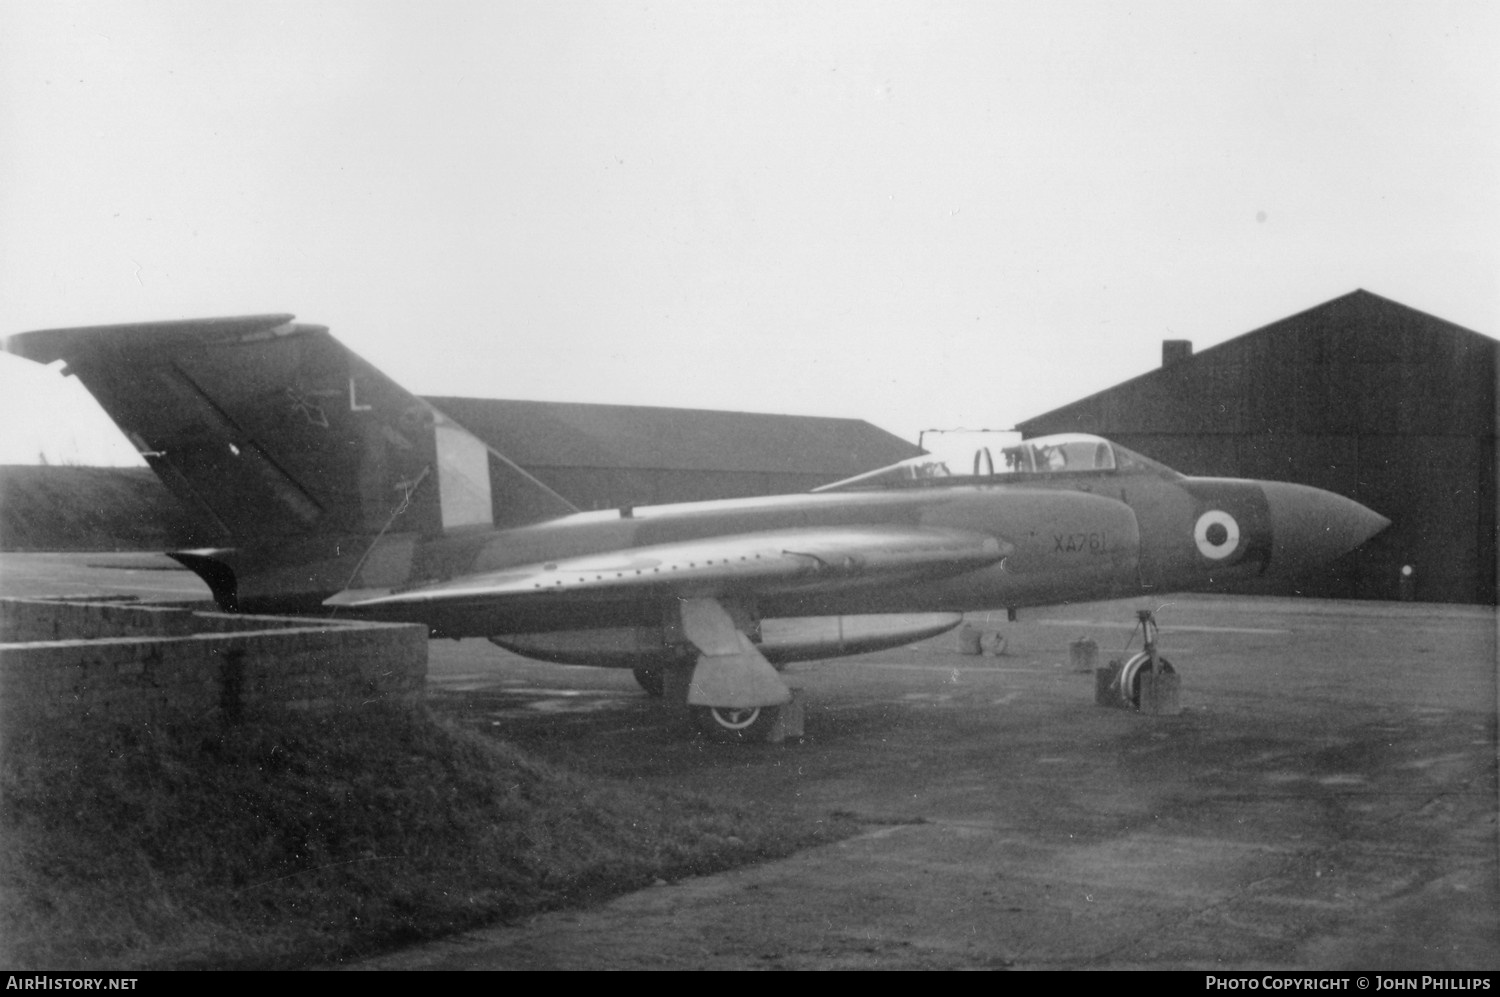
xmin=4 ymin=315 xmax=577 ymax=543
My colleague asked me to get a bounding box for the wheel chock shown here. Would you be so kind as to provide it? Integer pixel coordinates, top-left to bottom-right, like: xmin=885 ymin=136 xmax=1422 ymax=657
xmin=766 ymin=689 xmax=806 ymax=743
xmin=1138 ymin=669 xmax=1181 ymax=716
xmin=1095 ymin=660 xmax=1126 ymax=708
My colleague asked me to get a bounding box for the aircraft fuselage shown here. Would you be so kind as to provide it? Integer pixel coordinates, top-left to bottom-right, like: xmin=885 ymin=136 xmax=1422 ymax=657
xmin=198 ymin=463 xmax=1378 ymax=643
xmin=6 ymin=315 xmax=1388 ymax=696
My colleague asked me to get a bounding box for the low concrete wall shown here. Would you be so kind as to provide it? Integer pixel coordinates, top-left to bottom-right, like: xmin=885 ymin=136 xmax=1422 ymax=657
xmin=1 ymin=597 xmax=306 ymax=642
xmin=0 ymin=598 xmax=427 ymax=735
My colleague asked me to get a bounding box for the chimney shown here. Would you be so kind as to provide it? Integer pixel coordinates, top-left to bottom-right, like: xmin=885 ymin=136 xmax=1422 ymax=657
xmin=1162 ymin=339 xmax=1193 ymax=367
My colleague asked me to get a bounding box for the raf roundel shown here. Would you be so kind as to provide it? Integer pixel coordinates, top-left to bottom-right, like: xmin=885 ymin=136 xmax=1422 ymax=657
xmin=1193 ymin=509 xmax=1241 ymax=561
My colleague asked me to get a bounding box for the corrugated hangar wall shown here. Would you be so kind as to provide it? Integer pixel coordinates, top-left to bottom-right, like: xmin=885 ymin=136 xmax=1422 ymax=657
xmin=1017 ymin=290 xmax=1498 ymax=604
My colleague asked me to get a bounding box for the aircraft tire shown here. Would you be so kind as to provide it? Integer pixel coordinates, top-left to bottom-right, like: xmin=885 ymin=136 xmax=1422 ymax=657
xmin=692 ymin=705 xmax=776 ymax=743
xmin=632 ymin=666 xmax=665 ymax=697
xmin=1125 ymin=655 xmax=1175 ymax=708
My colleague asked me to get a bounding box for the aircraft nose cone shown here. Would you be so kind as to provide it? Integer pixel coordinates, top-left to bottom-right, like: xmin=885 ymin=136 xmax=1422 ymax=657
xmin=1261 ymin=481 xmax=1390 ymax=575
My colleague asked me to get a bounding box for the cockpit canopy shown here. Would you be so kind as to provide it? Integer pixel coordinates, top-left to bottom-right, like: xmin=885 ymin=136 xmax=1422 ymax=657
xmin=814 ymin=433 xmax=1178 ymax=492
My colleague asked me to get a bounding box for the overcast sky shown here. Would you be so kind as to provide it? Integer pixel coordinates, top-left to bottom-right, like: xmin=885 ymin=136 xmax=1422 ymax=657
xmin=1 ymin=0 xmax=1496 ymax=465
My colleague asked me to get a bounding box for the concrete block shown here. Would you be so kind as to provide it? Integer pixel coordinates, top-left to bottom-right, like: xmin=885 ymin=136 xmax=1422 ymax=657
xmin=766 ymin=689 xmax=805 ymax=743
xmin=1070 ymin=638 xmax=1098 ymax=673
xmin=1095 ymin=661 xmax=1125 ymax=708
xmin=1139 ymin=670 xmax=1181 ymax=716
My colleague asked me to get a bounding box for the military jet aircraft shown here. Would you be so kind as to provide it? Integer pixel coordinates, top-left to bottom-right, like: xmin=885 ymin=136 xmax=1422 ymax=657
xmin=5 ymin=315 xmax=1389 ymax=739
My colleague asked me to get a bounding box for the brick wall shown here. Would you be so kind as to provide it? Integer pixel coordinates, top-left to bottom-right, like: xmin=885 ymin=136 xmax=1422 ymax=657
xmin=0 ymin=598 xmax=427 ymax=737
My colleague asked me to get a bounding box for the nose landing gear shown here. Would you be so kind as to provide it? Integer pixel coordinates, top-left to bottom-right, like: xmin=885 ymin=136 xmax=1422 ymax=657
xmin=1102 ymin=609 xmax=1181 ymax=715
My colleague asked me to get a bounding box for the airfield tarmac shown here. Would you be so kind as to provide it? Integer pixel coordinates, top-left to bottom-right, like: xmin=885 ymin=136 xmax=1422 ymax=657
xmin=3 ymin=552 xmax=1497 ymax=970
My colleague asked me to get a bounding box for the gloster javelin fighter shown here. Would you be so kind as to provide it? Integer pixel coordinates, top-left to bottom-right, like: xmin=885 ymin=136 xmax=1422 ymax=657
xmin=5 ymin=315 xmax=1389 ymax=739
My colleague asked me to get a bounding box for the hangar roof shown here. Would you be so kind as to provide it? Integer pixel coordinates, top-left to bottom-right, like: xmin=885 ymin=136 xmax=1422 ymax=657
xmin=1017 ymin=290 xmax=1498 ymax=439
xmin=423 ymin=396 xmax=923 ymax=475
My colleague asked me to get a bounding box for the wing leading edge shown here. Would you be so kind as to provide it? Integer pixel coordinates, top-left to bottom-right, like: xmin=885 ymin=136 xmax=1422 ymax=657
xmin=324 ymin=523 xmax=1010 ymax=609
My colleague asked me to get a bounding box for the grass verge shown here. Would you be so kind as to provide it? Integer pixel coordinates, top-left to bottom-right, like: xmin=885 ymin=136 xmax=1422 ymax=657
xmin=0 ymin=704 xmax=854 ymax=969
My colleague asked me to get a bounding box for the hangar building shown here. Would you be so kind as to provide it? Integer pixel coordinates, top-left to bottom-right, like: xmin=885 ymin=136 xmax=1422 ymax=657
xmin=2 ymin=403 xmax=918 ymax=551
xmin=426 ymin=397 xmax=922 ymax=510
xmin=1016 ymin=290 xmax=1497 ymax=604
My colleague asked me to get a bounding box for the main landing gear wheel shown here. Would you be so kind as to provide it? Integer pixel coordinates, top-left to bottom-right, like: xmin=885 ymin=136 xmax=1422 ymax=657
xmin=692 ymin=705 xmax=776 ymax=742
xmin=632 ymin=666 xmax=665 ymax=697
